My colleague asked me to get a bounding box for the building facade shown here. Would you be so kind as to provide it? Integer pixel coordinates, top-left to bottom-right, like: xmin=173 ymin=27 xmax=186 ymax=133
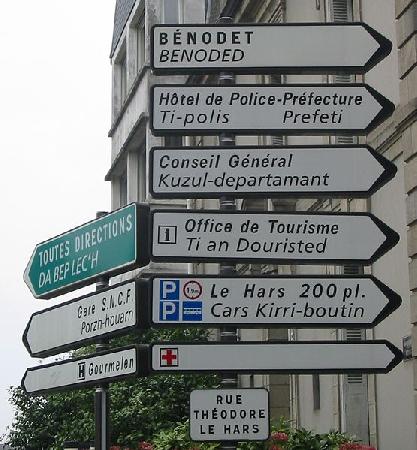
xmin=108 ymin=0 xmax=417 ymax=448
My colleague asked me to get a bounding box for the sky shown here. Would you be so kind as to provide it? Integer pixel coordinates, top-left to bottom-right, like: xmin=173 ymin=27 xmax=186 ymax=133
xmin=0 ymin=0 xmax=115 ymax=438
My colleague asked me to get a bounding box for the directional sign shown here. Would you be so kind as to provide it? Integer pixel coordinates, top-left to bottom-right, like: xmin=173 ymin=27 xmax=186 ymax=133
xmin=150 ymin=145 xmax=397 ymax=199
xmin=151 ymin=341 xmax=402 ymax=374
xmin=151 ymin=275 xmax=401 ymax=328
xmin=23 ymin=281 xmax=149 ymax=358
xmin=151 ymin=23 xmax=391 ymax=75
xmin=24 ymin=203 xmax=149 ymax=299
xmin=190 ymin=389 xmax=269 ymax=441
xmin=151 ymin=210 xmax=399 ymax=265
xmin=21 ymin=345 xmax=149 ymax=395
xmin=150 ymin=84 xmax=394 ymax=136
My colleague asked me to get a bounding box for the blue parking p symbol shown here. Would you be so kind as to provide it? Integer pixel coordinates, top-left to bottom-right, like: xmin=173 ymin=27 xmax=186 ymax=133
xmin=160 ymin=280 xmax=180 ymax=321
xmin=160 ymin=280 xmax=179 ymax=300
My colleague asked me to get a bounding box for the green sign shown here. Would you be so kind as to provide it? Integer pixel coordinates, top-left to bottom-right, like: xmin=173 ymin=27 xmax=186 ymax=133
xmin=24 ymin=204 xmax=149 ymax=299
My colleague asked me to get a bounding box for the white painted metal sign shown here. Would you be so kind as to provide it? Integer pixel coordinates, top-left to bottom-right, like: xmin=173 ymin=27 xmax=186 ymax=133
xmin=151 ymin=275 xmax=401 ymax=328
xmin=151 ymin=23 xmax=391 ymax=75
xmin=150 ymin=145 xmax=396 ymax=199
xmin=152 ymin=341 xmax=402 ymax=374
xmin=150 ymin=84 xmax=394 ymax=135
xmin=21 ymin=346 xmax=146 ymax=395
xmin=189 ymin=389 xmax=269 ymax=441
xmin=23 ymin=281 xmax=147 ymax=358
xmin=151 ymin=210 xmax=399 ymax=265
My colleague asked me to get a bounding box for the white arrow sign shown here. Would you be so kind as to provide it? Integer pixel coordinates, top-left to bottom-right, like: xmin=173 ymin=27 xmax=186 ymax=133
xmin=151 ymin=275 xmax=401 ymax=328
xmin=190 ymin=389 xmax=269 ymax=442
xmin=151 ymin=210 xmax=399 ymax=265
xmin=150 ymin=84 xmax=394 ymax=135
xmin=21 ymin=346 xmax=147 ymax=395
xmin=151 ymin=23 xmax=391 ymax=75
xmin=23 ymin=281 xmax=148 ymax=358
xmin=151 ymin=341 xmax=402 ymax=374
xmin=150 ymin=145 xmax=397 ymax=198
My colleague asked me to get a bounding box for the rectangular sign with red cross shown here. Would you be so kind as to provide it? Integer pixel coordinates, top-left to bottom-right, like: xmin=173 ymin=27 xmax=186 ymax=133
xmin=151 ymin=341 xmax=402 ymax=374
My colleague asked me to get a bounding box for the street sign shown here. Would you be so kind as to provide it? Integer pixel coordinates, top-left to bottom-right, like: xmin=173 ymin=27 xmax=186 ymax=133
xmin=151 ymin=275 xmax=401 ymax=328
xmin=21 ymin=345 xmax=149 ymax=395
xmin=150 ymin=84 xmax=394 ymax=135
xmin=151 ymin=23 xmax=391 ymax=75
xmin=151 ymin=210 xmax=399 ymax=265
xmin=151 ymin=341 xmax=402 ymax=374
xmin=189 ymin=389 xmax=269 ymax=441
xmin=24 ymin=203 xmax=149 ymax=299
xmin=23 ymin=281 xmax=149 ymax=358
xmin=150 ymin=145 xmax=397 ymax=199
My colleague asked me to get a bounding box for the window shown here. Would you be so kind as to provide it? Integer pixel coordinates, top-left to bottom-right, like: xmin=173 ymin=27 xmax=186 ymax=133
xmin=120 ymin=170 xmax=127 ymax=206
xmin=164 ymin=135 xmax=183 ymax=147
xmin=136 ymin=14 xmax=145 ymax=73
xmin=162 ymin=0 xmax=184 ymax=24
xmin=138 ymin=150 xmax=147 ymax=202
xmin=312 ymin=374 xmax=320 ymax=410
xmin=114 ymin=44 xmax=127 ymax=113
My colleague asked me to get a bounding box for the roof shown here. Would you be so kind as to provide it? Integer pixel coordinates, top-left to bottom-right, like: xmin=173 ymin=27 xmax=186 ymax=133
xmin=110 ymin=0 xmax=136 ymax=58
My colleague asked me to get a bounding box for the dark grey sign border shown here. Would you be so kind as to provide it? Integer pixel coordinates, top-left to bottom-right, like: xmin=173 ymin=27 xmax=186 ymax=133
xmin=25 ymin=203 xmax=150 ymax=300
xmin=149 ymin=144 xmax=397 ymax=199
xmin=189 ymin=388 xmax=270 ymax=442
xmin=150 ymin=340 xmax=403 ymax=375
xmin=23 ymin=280 xmax=150 ymax=358
xmin=149 ymin=83 xmax=395 ymax=137
xmin=148 ymin=274 xmax=401 ymax=329
xmin=21 ymin=345 xmax=150 ymax=396
xmin=150 ymin=22 xmax=392 ymax=75
xmin=150 ymin=209 xmax=399 ymax=266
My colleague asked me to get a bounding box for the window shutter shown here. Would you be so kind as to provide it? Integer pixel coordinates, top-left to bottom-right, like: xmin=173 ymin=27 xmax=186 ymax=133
xmin=332 ymin=0 xmax=352 ymax=22
xmin=332 ymin=1 xmax=356 ymax=141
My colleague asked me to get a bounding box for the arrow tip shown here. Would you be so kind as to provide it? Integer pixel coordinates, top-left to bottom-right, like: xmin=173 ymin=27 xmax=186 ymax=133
xmin=362 ymin=22 xmax=392 ymax=72
xmin=368 ymin=213 xmax=400 ymax=263
xmin=384 ymin=340 xmax=403 ymax=373
xmin=20 ymin=371 xmax=28 ymax=394
xmin=23 ymin=248 xmax=39 ymax=298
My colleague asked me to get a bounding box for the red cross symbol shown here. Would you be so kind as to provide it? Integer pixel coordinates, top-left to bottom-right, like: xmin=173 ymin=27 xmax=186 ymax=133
xmin=160 ymin=348 xmax=178 ymax=367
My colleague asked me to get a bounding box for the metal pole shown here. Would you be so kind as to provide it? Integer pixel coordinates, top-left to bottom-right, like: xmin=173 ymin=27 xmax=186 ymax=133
xmin=95 ymin=211 xmax=110 ymax=450
xmin=218 ymin=13 xmax=238 ymax=450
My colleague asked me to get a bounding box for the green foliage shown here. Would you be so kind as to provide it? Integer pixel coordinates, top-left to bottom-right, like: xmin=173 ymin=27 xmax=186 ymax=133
xmin=149 ymin=417 xmax=352 ymax=450
xmin=7 ymin=386 xmax=94 ymax=450
xmin=152 ymin=421 xmax=218 ymax=450
xmin=7 ymin=327 xmax=217 ymax=449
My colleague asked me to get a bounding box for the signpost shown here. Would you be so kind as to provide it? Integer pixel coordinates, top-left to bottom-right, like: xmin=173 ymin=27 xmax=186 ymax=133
xmin=21 ymin=13 xmax=402 ymax=447
xmin=24 ymin=203 xmax=149 ymax=299
xmin=151 ymin=23 xmax=391 ymax=75
xmin=150 ymin=84 xmax=394 ymax=135
xmin=189 ymin=389 xmax=269 ymax=441
xmin=150 ymin=275 xmax=401 ymax=328
xmin=23 ymin=281 xmax=149 ymax=358
xmin=151 ymin=341 xmax=402 ymax=374
xmin=21 ymin=346 xmax=148 ymax=395
xmin=151 ymin=210 xmax=399 ymax=265
xmin=150 ymin=145 xmax=397 ymax=199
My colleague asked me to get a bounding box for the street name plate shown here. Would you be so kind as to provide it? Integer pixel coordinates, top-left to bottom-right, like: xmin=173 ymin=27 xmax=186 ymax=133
xmin=24 ymin=203 xmax=149 ymax=299
xmin=150 ymin=84 xmax=394 ymax=135
xmin=189 ymin=389 xmax=269 ymax=441
xmin=151 ymin=23 xmax=391 ymax=75
xmin=23 ymin=281 xmax=148 ymax=358
xmin=151 ymin=275 xmax=401 ymax=328
xmin=150 ymin=145 xmax=396 ymax=199
xmin=151 ymin=341 xmax=402 ymax=374
xmin=151 ymin=210 xmax=399 ymax=265
xmin=21 ymin=346 xmax=148 ymax=395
